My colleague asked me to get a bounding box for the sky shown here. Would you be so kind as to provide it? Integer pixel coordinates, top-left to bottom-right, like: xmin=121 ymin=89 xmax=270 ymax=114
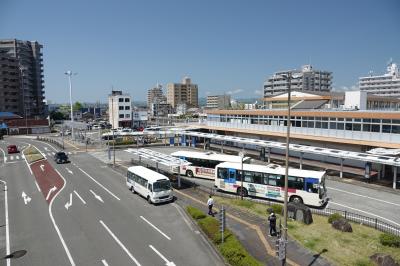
xmin=1 ymin=0 xmax=399 ymax=103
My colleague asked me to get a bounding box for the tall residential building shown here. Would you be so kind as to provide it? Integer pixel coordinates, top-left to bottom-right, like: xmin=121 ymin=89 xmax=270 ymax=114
xmin=359 ymin=62 xmax=400 ymax=97
xmin=108 ymin=90 xmax=132 ymax=129
xmin=147 ymin=84 xmax=166 ymax=107
xmin=0 ymin=51 xmax=20 ymax=114
xmin=206 ymin=95 xmax=231 ymax=109
xmin=263 ymin=65 xmax=332 ymax=96
xmin=0 ymin=39 xmax=45 ymax=117
xmin=167 ymin=76 xmax=198 ymax=108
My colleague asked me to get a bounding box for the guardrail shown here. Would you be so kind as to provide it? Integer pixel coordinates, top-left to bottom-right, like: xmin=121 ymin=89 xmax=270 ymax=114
xmin=36 ymin=136 xmax=64 ymax=150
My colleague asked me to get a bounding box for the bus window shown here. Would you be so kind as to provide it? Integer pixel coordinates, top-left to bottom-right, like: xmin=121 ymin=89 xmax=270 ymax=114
xmin=218 ymin=168 xmax=228 ymax=179
xmin=243 ymin=171 xmax=254 ymax=183
xmin=148 ymin=183 xmax=153 ymax=192
xmin=289 ymin=176 xmax=304 ymax=190
xmin=253 ymin=172 xmax=263 ymax=184
xmin=306 ymin=180 xmax=318 ymax=193
xmin=228 ymin=169 xmax=236 ymax=180
xmin=268 ymin=174 xmax=284 ymax=187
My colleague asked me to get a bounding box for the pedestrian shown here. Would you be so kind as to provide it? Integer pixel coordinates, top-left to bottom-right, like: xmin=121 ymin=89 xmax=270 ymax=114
xmin=268 ymin=212 xmax=277 ymax=236
xmin=207 ymin=195 xmax=214 ymax=216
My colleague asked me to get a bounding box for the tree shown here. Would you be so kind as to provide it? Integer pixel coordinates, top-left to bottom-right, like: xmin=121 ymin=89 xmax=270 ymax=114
xmin=50 ymin=111 xmax=66 ymax=121
xmin=73 ymin=101 xmax=83 ymax=112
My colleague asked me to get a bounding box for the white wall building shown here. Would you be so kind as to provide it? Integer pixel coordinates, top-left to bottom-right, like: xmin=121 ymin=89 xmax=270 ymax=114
xmin=108 ymin=90 xmax=132 ymax=129
xmin=359 ymin=62 xmax=400 ymax=98
xmin=344 ymin=91 xmax=367 ymax=110
xmin=206 ymin=95 xmax=231 ymax=109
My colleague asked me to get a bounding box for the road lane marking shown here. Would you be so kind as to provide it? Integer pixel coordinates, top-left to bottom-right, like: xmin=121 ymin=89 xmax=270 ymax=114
xmin=149 ymin=245 xmax=176 ymax=266
xmin=327 ymin=186 xmax=400 ymax=207
xmin=0 ymin=147 xmax=6 ymax=163
xmin=99 ymin=220 xmax=141 ymax=266
xmin=140 ymin=216 xmax=171 ymax=240
xmin=329 ymin=201 xmax=400 ymax=227
xmin=35 ymin=181 xmax=41 ymax=192
xmin=40 ymin=164 xmax=45 ymax=172
xmin=65 ymin=193 xmax=73 ymax=210
xmin=65 ymin=167 xmax=73 ymax=175
xmin=46 ymin=186 xmax=57 ymax=201
xmin=22 ymin=145 xmax=33 ymax=175
xmin=89 ymin=189 xmax=104 ymax=203
xmin=21 ymin=191 xmax=32 ymax=205
xmin=0 ymin=180 xmax=10 ymax=266
xmin=16 ymin=155 xmax=20 ymax=160
xmin=10 ymin=156 xmax=13 ymax=160
xmin=172 ymin=203 xmax=194 ymax=231
xmin=101 ymin=259 xmax=109 ymax=266
xmin=76 ymin=167 xmax=121 ymax=201
xmin=51 ymin=169 xmax=76 ymax=266
xmin=74 ymin=190 xmax=86 ymax=204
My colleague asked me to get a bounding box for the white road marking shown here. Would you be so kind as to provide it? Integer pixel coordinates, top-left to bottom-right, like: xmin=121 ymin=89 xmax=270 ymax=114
xmin=329 ymin=201 xmax=400 ymax=227
xmin=21 ymin=191 xmax=32 ymax=205
xmin=74 ymin=190 xmax=86 ymax=204
xmin=35 ymin=181 xmax=41 ymax=192
xmin=51 ymin=169 xmax=76 ymax=266
xmin=22 ymin=145 xmax=33 ymax=175
xmin=89 ymin=189 xmax=104 ymax=203
xmin=327 ymin=186 xmax=400 ymax=207
xmin=52 ymin=152 xmax=55 ymax=155
xmin=16 ymin=155 xmax=20 ymax=160
xmin=0 ymin=180 xmax=10 ymax=266
xmin=44 ymin=147 xmax=49 ymax=151
xmin=10 ymin=156 xmax=13 ymax=161
xmin=65 ymin=167 xmax=73 ymax=175
xmin=77 ymin=167 xmax=120 ymax=201
xmin=140 ymin=216 xmax=171 ymax=240
xmin=101 ymin=259 xmax=109 ymax=266
xmin=172 ymin=203 xmax=194 ymax=231
xmin=21 ymin=154 xmax=25 ymax=159
xmin=0 ymin=147 xmax=6 ymax=162
xmin=33 ymin=139 xmax=58 ymax=151
xmin=149 ymin=245 xmax=176 ymax=266
xmin=46 ymin=186 xmax=57 ymax=201
xmin=40 ymin=164 xmax=45 ymax=172
xmin=99 ymin=220 xmax=141 ymax=266
xmin=65 ymin=193 xmax=73 ymax=210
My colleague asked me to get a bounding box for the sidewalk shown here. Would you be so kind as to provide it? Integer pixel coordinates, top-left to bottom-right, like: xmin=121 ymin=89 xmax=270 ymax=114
xmin=174 ymin=186 xmax=331 ymax=266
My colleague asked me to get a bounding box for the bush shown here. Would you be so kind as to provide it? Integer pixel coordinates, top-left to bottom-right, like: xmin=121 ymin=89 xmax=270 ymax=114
xmin=198 ymin=216 xmax=219 ymax=239
xmin=379 ymin=233 xmax=400 ymax=248
xmin=269 ymin=204 xmax=283 ymax=215
xmin=328 ymin=213 xmax=343 ymax=224
xmin=186 ymin=206 xmax=206 ymax=220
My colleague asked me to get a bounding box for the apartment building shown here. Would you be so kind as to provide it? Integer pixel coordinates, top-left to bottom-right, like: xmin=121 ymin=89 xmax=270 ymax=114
xmin=359 ymin=62 xmax=400 ymax=98
xmin=264 ymin=65 xmax=332 ymax=96
xmin=0 ymin=39 xmax=46 ymax=117
xmin=0 ymin=51 xmax=20 ymax=114
xmin=108 ymin=90 xmax=132 ymax=128
xmin=167 ymin=76 xmax=198 ymax=108
xmin=147 ymin=84 xmax=166 ymax=107
xmin=206 ymin=95 xmax=231 ymax=109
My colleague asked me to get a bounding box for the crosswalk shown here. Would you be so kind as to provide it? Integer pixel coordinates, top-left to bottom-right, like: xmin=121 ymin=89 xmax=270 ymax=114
xmin=2 ymin=151 xmax=76 ymax=162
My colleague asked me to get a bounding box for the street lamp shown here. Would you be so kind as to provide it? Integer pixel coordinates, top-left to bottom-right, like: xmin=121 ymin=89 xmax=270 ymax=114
xmin=65 ymin=71 xmax=77 ymax=140
xmin=239 ymin=151 xmax=245 ymax=200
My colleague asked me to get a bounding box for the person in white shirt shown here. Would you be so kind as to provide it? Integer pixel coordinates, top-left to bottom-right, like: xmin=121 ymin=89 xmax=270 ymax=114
xmin=207 ymin=195 xmax=214 ymax=216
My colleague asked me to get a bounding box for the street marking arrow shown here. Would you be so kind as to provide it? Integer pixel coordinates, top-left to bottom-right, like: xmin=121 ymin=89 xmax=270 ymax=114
xmin=40 ymin=164 xmax=45 ymax=172
xmin=149 ymin=245 xmax=176 ymax=266
xmin=44 ymin=147 xmax=49 ymax=151
xmin=46 ymin=186 xmax=57 ymax=201
xmin=21 ymin=191 xmax=31 ymax=205
xmin=65 ymin=167 xmax=73 ymax=175
xmin=65 ymin=193 xmax=72 ymax=210
xmin=90 ymin=189 xmax=104 ymax=203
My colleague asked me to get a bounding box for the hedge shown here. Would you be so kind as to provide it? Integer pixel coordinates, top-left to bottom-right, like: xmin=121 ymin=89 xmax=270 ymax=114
xmin=379 ymin=233 xmax=400 ymax=248
xmin=328 ymin=213 xmax=342 ymax=224
xmin=186 ymin=206 xmax=262 ymax=266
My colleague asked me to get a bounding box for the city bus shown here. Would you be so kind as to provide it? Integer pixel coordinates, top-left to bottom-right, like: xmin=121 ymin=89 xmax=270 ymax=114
xmin=215 ymin=162 xmax=327 ymax=207
xmin=126 ymin=166 xmax=174 ymax=204
xmin=171 ymin=150 xmax=251 ymax=180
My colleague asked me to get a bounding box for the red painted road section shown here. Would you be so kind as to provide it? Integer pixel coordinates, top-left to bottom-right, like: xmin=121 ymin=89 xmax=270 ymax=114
xmin=31 ymin=160 xmax=64 ymax=204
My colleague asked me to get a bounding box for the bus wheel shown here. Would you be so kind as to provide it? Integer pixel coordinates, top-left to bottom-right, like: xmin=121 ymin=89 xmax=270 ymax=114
xmin=147 ymin=196 xmax=152 ymax=204
xmin=290 ymin=196 xmax=303 ymax=204
xmin=237 ymin=187 xmax=248 ymax=197
xmin=186 ymin=170 xmax=194 ymax=178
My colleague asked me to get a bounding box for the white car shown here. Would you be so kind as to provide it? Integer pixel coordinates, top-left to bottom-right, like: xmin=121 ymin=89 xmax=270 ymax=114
xmin=92 ymin=125 xmax=100 ymax=130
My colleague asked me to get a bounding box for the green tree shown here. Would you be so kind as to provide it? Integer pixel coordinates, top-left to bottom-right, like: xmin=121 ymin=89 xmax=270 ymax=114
xmin=73 ymin=101 xmax=83 ymax=112
xmin=50 ymin=111 xmax=66 ymax=121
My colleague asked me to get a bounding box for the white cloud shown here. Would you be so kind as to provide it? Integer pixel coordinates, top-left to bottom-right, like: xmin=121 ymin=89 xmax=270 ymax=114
xmin=226 ymin=88 xmax=244 ymax=95
xmin=254 ymin=89 xmax=263 ymax=95
xmin=332 ymin=84 xmax=359 ymax=92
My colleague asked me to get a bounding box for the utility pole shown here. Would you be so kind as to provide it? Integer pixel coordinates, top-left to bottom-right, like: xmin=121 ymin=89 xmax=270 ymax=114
xmin=65 ymin=71 xmax=77 ymax=141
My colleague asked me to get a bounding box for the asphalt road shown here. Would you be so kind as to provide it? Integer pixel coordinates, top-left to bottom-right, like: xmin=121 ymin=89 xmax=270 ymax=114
xmin=0 ymin=137 xmax=223 ymax=266
xmin=94 ymin=145 xmax=400 ymax=228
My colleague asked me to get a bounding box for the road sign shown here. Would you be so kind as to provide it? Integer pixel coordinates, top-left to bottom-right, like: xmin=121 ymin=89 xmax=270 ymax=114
xmin=276 ymin=238 xmax=286 ymax=261
xmin=219 ymin=206 xmax=226 ymax=243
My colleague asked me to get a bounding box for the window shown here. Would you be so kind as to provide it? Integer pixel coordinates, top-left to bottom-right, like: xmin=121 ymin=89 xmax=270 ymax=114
xmin=119 ymin=98 xmax=124 ymax=102
xmin=392 ymin=125 xmax=400 ymax=134
xmin=330 ymin=122 xmax=337 ymax=129
xmin=243 ymin=171 xmax=254 ymax=183
xmin=253 ymin=172 xmax=263 ymax=184
xmin=125 ymin=114 xmax=130 ymax=118
xmin=125 ymin=106 xmax=130 ymax=110
xmin=288 ymin=176 xmax=304 ymax=190
xmin=119 ymin=114 xmax=124 ymax=118
xmin=268 ymin=174 xmax=283 ymax=186
xmin=218 ymin=168 xmax=228 ymax=179
xmin=371 ymin=124 xmax=380 ymax=132
xmin=125 ymin=98 xmax=130 ymax=102
xmin=353 ymin=124 xmax=361 ymax=131
xmin=363 ymin=124 xmax=371 ymax=132
xmin=119 ymin=106 xmax=124 ymax=110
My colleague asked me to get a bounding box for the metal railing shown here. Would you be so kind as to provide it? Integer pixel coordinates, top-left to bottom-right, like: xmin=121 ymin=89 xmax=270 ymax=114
xmin=36 ymin=136 xmax=64 ymax=150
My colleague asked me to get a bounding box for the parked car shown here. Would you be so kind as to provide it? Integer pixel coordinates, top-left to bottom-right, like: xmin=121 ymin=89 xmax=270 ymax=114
xmin=54 ymin=152 xmax=69 ymax=164
xmin=92 ymin=125 xmax=100 ymax=130
xmin=7 ymin=145 xmax=19 ymax=154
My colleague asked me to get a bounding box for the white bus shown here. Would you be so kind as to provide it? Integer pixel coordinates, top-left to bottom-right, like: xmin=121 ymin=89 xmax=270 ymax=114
xmin=171 ymin=150 xmax=251 ymax=180
xmin=215 ymin=162 xmax=327 ymax=207
xmin=126 ymin=166 xmax=174 ymax=204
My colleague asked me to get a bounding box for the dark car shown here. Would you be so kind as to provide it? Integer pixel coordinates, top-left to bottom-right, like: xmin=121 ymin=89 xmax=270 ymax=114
xmin=54 ymin=152 xmax=69 ymax=164
xmin=7 ymin=145 xmax=19 ymax=154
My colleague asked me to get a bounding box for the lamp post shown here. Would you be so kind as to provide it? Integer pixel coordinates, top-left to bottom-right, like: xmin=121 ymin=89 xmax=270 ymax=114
xmin=239 ymin=150 xmax=245 ymax=200
xmin=64 ymin=71 xmax=77 ymax=140
xmin=19 ymin=66 xmax=28 ymax=134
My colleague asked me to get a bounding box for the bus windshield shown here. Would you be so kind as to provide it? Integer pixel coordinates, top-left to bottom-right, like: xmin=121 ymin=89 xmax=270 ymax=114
xmin=153 ymin=180 xmax=171 ymax=192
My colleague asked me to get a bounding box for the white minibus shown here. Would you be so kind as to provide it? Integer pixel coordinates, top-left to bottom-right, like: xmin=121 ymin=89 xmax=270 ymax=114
xmin=126 ymin=166 xmax=173 ymax=204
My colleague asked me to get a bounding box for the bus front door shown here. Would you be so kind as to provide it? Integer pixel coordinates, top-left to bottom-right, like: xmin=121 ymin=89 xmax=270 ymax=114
xmin=227 ymin=168 xmax=236 ymax=184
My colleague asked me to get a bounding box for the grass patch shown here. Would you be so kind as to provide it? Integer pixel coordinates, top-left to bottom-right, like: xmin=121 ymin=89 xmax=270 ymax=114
xmin=23 ymin=146 xmax=44 ymax=163
xmin=186 ymin=206 xmax=263 ymax=266
xmin=211 ymin=194 xmax=400 ymax=265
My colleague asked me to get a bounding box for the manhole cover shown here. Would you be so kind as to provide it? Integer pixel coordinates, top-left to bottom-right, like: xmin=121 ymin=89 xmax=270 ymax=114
xmin=4 ymin=250 xmax=27 ymax=259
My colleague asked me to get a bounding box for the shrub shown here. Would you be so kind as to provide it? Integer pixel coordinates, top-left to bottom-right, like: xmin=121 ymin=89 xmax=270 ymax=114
xmin=198 ymin=216 xmax=219 ymax=239
xmin=186 ymin=206 xmax=206 ymax=220
xmin=270 ymin=204 xmax=283 ymax=215
xmin=234 ymin=199 xmax=255 ymax=208
xmin=328 ymin=213 xmax=342 ymax=224
xmin=379 ymin=233 xmax=400 ymax=248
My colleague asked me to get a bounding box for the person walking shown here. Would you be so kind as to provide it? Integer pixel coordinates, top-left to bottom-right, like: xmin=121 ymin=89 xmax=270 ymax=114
xmin=268 ymin=212 xmax=277 ymax=236
xmin=207 ymin=195 xmax=214 ymax=216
